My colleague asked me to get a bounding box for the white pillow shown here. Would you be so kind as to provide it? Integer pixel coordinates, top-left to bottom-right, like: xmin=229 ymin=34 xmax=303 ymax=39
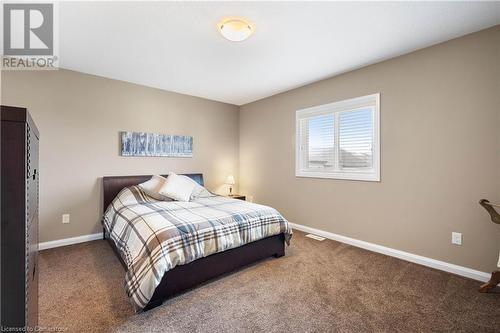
xmin=181 ymin=175 xmax=213 ymax=199
xmin=138 ymin=175 xmax=170 ymax=201
xmin=158 ymin=172 xmax=196 ymax=202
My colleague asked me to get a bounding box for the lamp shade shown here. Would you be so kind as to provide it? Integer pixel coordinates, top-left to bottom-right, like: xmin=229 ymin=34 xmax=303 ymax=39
xmin=225 ymin=175 xmax=235 ymax=185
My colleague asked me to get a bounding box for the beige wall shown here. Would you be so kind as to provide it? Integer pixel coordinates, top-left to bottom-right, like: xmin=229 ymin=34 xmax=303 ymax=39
xmin=239 ymin=27 xmax=500 ymax=272
xmin=1 ymin=69 xmax=239 ymax=242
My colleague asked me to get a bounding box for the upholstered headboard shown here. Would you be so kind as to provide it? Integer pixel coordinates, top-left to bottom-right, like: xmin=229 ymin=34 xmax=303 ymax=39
xmin=102 ymin=173 xmax=204 ymax=211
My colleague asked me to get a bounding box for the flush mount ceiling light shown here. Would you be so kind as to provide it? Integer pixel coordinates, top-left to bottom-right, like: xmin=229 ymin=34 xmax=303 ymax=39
xmin=217 ymin=17 xmax=254 ymax=42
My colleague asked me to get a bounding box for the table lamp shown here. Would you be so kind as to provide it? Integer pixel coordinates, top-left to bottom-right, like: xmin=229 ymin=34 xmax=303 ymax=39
xmin=225 ymin=175 xmax=235 ymax=196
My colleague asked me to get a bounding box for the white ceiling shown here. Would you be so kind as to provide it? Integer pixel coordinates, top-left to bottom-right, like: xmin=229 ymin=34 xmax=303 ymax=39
xmin=60 ymin=2 xmax=500 ymax=105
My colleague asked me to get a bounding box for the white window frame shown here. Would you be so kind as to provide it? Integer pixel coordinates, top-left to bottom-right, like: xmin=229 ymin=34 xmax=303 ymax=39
xmin=295 ymin=93 xmax=380 ymax=182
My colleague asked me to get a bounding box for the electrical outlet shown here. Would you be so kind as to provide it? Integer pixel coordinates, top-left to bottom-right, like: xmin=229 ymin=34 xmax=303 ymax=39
xmin=452 ymin=232 xmax=462 ymax=245
xmin=62 ymin=214 xmax=70 ymax=224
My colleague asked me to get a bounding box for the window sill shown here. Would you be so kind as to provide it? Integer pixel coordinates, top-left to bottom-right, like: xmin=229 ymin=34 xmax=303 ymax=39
xmin=295 ymin=171 xmax=380 ymax=182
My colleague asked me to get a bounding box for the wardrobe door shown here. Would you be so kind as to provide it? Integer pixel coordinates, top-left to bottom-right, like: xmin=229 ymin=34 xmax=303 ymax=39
xmin=1 ymin=106 xmax=39 ymax=330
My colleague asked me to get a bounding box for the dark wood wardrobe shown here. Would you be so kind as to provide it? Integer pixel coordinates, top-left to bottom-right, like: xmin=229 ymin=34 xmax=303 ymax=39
xmin=1 ymin=105 xmax=39 ymax=329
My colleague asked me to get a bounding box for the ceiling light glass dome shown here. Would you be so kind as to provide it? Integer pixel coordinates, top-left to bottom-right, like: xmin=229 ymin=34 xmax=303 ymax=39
xmin=217 ymin=17 xmax=254 ymax=42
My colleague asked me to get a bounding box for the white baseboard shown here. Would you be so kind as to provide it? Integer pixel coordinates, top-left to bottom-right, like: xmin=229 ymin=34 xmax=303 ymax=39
xmin=39 ymin=233 xmax=103 ymax=251
xmin=39 ymin=225 xmax=492 ymax=283
xmin=290 ymin=222 xmax=491 ymax=282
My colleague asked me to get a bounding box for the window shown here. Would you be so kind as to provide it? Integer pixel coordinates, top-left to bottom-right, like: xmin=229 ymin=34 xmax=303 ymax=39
xmin=296 ymin=94 xmax=380 ymax=181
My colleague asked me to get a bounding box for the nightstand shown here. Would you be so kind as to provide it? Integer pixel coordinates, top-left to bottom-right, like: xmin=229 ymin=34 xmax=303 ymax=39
xmin=227 ymin=194 xmax=246 ymax=201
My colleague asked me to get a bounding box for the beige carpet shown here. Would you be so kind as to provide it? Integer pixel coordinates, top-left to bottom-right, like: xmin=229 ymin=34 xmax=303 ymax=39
xmin=39 ymin=231 xmax=500 ymax=333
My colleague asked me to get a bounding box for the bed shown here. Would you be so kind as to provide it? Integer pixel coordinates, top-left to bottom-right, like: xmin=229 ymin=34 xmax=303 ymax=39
xmin=102 ymin=174 xmax=292 ymax=311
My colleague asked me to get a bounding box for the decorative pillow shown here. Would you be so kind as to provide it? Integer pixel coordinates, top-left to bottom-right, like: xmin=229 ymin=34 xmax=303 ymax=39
xmin=158 ymin=172 xmax=196 ymax=202
xmin=138 ymin=175 xmax=171 ymax=201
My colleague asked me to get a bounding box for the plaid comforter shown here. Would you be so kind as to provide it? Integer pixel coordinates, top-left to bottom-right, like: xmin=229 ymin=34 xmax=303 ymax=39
xmin=102 ymin=186 xmax=292 ymax=310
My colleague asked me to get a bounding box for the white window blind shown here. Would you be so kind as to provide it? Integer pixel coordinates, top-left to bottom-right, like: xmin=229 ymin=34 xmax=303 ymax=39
xmin=296 ymin=94 xmax=380 ymax=181
xmin=304 ymin=114 xmax=335 ymax=170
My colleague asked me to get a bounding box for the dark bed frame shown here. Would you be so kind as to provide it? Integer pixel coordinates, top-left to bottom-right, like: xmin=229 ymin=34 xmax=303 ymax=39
xmin=102 ymin=174 xmax=285 ymax=311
